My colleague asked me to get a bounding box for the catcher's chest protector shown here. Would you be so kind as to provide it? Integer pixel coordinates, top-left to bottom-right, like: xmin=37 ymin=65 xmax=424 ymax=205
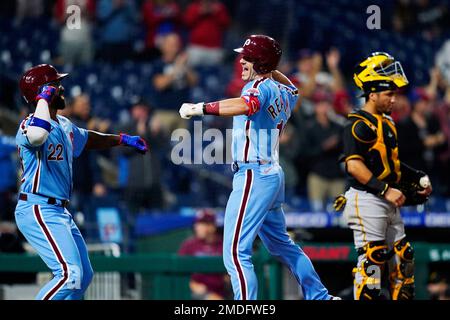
xmin=348 ymin=112 xmax=401 ymax=183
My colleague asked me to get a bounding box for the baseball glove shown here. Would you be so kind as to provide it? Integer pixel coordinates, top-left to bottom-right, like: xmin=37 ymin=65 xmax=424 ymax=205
xmin=394 ymin=175 xmax=430 ymax=206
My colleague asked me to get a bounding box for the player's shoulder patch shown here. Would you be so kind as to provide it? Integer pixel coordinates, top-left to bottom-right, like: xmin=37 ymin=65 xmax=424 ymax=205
xmin=19 ymin=113 xmax=33 ymax=133
xmin=351 ymin=119 xmax=377 ymax=144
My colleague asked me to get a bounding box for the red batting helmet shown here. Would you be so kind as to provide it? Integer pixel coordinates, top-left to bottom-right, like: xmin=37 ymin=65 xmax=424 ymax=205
xmin=234 ymin=35 xmax=282 ymax=74
xmin=19 ymin=64 xmax=68 ymax=103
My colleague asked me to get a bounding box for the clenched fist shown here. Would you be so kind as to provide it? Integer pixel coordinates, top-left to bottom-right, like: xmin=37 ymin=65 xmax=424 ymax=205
xmin=179 ymin=102 xmax=204 ymax=119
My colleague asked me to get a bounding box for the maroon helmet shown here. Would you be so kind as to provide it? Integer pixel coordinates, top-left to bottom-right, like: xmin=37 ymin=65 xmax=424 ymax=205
xmin=19 ymin=64 xmax=68 ymax=103
xmin=234 ymin=35 xmax=282 ymax=74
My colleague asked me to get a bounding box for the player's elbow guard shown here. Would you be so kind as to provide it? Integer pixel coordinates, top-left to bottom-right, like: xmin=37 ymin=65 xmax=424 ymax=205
xmin=26 ymin=126 xmax=49 ymax=146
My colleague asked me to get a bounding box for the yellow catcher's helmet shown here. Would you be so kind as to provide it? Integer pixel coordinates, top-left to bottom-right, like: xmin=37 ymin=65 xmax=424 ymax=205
xmin=353 ymin=52 xmax=408 ymax=96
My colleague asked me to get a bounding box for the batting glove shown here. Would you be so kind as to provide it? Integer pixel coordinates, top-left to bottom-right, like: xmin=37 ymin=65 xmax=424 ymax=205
xmin=36 ymin=85 xmax=59 ymax=104
xmin=179 ymin=102 xmax=204 ymax=119
xmin=119 ymin=133 xmax=149 ymax=154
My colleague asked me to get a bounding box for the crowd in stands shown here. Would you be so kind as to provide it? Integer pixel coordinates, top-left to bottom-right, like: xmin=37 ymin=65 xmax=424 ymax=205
xmin=0 ymin=0 xmax=449 ymax=232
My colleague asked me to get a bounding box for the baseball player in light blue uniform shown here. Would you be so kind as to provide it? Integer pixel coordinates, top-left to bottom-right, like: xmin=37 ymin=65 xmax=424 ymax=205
xmin=179 ymin=35 xmax=339 ymax=300
xmin=15 ymin=64 xmax=148 ymax=300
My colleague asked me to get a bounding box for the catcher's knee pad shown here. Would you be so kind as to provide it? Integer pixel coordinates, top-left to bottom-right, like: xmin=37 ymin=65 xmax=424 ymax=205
xmin=390 ymin=238 xmax=415 ymax=300
xmin=353 ymin=241 xmax=389 ymax=300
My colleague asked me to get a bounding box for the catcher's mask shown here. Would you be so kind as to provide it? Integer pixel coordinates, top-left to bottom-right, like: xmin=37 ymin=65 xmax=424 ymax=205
xmin=353 ymin=52 xmax=408 ymax=97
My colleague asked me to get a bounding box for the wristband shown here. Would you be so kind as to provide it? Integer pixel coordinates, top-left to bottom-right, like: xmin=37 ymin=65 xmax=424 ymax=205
xmin=203 ymin=102 xmax=220 ymax=115
xmin=29 ymin=116 xmax=51 ymax=132
xmin=366 ymin=175 xmax=389 ymax=196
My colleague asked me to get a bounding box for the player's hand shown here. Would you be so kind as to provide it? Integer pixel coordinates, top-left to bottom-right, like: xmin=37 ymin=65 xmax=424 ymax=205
xmin=119 ymin=133 xmax=149 ymax=154
xmin=36 ymin=85 xmax=59 ymax=104
xmin=417 ymin=175 xmax=433 ymax=197
xmin=179 ymin=102 xmax=204 ymax=119
xmin=384 ymin=187 xmax=406 ymax=208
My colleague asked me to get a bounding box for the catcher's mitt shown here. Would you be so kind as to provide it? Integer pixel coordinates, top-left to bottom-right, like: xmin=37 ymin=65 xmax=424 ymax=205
xmin=394 ymin=175 xmax=431 ymax=206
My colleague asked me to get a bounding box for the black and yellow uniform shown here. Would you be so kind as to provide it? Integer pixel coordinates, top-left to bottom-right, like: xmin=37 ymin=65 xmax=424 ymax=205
xmin=341 ymin=52 xmax=420 ymax=301
xmin=342 ymin=108 xmax=425 ymax=196
xmin=343 ymin=109 xmax=400 ymax=193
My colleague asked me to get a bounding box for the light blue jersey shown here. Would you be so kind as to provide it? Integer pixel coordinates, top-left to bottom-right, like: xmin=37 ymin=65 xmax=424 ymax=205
xmin=232 ymin=77 xmax=298 ymax=163
xmin=223 ymin=76 xmax=331 ymax=300
xmin=16 ymin=114 xmax=88 ymax=200
xmin=15 ymin=113 xmax=93 ymax=300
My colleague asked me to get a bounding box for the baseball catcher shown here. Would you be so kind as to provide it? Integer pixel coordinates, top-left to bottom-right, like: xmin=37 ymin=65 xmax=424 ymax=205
xmin=334 ymin=52 xmax=432 ymax=300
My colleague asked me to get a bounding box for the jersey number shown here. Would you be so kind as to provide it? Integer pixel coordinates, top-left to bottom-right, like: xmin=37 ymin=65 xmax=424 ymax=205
xmin=47 ymin=143 xmax=64 ymax=161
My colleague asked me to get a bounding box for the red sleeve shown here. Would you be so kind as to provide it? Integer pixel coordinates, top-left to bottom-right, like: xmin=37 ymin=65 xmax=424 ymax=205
xmin=214 ymin=3 xmax=230 ymax=28
xmin=142 ymin=1 xmax=155 ymax=27
xmin=184 ymin=3 xmax=201 ymax=27
xmin=54 ymin=0 xmax=65 ymax=24
xmin=178 ymin=239 xmax=193 ymax=255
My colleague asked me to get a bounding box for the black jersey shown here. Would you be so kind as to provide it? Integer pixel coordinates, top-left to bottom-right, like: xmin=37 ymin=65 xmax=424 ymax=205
xmin=343 ymin=109 xmax=401 ymax=194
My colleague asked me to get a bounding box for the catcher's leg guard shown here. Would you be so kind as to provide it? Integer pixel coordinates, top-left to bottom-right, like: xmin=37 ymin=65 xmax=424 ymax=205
xmin=390 ymin=238 xmax=415 ymax=300
xmin=353 ymin=241 xmax=388 ymax=300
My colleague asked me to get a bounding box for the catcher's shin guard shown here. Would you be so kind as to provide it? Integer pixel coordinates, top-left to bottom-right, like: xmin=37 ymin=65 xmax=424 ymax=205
xmin=353 ymin=241 xmax=388 ymax=300
xmin=390 ymin=238 xmax=415 ymax=300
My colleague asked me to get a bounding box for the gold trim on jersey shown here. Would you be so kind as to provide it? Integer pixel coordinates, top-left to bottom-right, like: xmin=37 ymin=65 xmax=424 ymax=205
xmin=351 ymin=120 xmax=377 ymax=144
xmin=383 ymin=118 xmax=401 ymax=183
xmin=355 ymin=193 xmax=367 ymax=243
xmin=348 ymin=112 xmax=401 ymax=182
xmin=370 ymin=114 xmax=392 ymax=180
xmin=345 ymin=154 xmax=365 ymax=162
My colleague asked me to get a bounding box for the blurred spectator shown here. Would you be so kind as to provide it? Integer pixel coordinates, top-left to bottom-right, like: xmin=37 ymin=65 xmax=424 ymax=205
xmin=291 ymin=48 xmax=345 ymax=116
xmin=427 ymin=271 xmax=449 ymax=300
xmin=184 ymin=0 xmax=231 ymax=67
xmin=0 ymin=133 xmax=17 ymax=222
xmin=435 ymin=42 xmax=450 ymax=93
xmin=96 ymin=0 xmax=137 ymax=63
xmin=279 ymin=123 xmax=300 ymax=199
xmin=392 ymin=0 xmax=416 ymax=34
xmin=141 ymin=0 xmax=181 ymax=60
xmin=391 ymin=94 xmax=412 ymax=123
xmin=15 ymin=0 xmax=44 ymax=22
xmin=225 ymin=54 xmax=246 ymax=97
xmin=413 ymin=0 xmax=449 ymax=41
xmin=116 ymin=99 xmax=166 ymax=212
xmin=152 ymin=32 xmax=198 ymax=130
xmin=303 ymin=95 xmax=345 ymax=212
xmin=178 ymin=209 xmax=228 ymax=300
xmin=397 ymin=88 xmax=447 ymax=185
xmin=68 ymin=95 xmax=108 ymax=216
xmin=54 ymin=0 xmax=96 ymax=66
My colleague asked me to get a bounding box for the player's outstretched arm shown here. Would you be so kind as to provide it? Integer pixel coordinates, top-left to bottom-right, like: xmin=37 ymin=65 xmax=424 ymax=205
xmin=179 ymin=98 xmax=249 ymax=119
xmin=85 ymin=131 xmax=148 ymax=154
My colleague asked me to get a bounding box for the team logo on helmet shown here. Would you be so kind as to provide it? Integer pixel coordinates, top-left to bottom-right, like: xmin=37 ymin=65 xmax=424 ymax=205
xmin=234 ymin=35 xmax=282 ymax=74
xmin=19 ymin=64 xmax=68 ymax=104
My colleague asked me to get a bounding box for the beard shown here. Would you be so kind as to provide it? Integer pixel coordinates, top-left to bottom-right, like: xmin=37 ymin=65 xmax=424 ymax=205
xmin=53 ymin=95 xmax=66 ymax=110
